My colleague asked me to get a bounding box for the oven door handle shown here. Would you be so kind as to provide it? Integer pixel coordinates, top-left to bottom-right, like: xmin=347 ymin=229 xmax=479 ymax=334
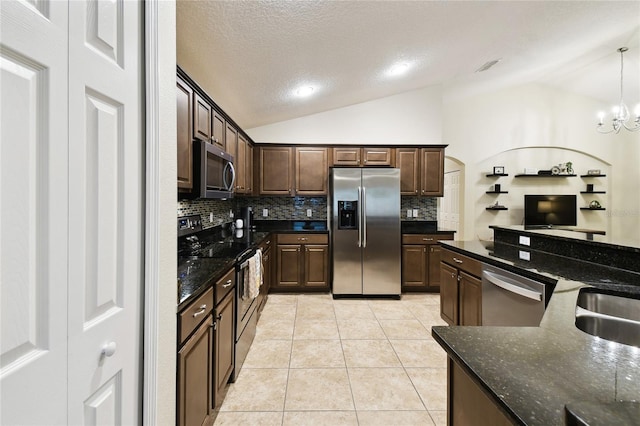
xmin=482 ymin=270 xmax=542 ymax=301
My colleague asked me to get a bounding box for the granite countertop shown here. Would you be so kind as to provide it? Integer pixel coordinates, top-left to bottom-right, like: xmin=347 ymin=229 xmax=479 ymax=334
xmin=177 ymin=220 xmax=453 ymax=309
xmin=178 ymin=221 xmax=330 ymax=310
xmin=433 ymin=241 xmax=640 ymax=425
xmin=401 ymin=220 xmax=456 ymax=234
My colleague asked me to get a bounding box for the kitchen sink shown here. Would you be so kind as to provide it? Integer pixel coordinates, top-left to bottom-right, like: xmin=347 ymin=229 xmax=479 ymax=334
xmin=575 ymin=289 xmax=640 ymax=348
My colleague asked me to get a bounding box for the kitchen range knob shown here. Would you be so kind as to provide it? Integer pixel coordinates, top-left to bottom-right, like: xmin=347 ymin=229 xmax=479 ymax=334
xmin=101 ymin=341 xmax=117 ymax=357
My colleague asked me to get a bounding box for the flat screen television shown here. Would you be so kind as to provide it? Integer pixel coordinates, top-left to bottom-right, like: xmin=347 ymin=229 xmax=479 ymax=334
xmin=524 ymin=195 xmax=577 ymax=228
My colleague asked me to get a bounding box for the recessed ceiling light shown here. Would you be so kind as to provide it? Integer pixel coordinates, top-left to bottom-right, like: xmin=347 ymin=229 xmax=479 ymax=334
xmin=294 ymin=85 xmax=315 ymax=97
xmin=388 ymin=62 xmax=410 ymax=77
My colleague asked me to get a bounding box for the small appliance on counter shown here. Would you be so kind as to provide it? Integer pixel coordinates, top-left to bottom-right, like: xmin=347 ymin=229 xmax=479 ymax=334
xmin=239 ymin=206 xmax=254 ymax=230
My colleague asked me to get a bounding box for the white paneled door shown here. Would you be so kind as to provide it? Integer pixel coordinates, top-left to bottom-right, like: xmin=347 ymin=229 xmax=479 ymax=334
xmin=1 ymin=1 xmax=143 ymax=425
xmin=440 ymin=170 xmax=461 ymax=236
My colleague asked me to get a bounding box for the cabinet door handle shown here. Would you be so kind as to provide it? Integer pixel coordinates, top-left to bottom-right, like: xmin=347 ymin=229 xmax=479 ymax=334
xmin=453 ymin=257 xmax=463 ymax=264
xmin=423 ymin=248 xmax=426 ymax=253
xmin=216 ymin=313 xmax=223 ymax=321
xmin=223 ymin=280 xmax=232 ymax=288
xmin=192 ymin=304 xmax=207 ymax=317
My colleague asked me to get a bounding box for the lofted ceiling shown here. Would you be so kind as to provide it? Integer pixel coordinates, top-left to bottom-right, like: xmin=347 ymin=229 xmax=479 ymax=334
xmin=176 ymin=1 xmax=640 ymax=129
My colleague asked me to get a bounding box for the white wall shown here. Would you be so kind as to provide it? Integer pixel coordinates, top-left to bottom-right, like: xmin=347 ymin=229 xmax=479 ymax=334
xmin=248 ymin=85 xmax=442 ymax=144
xmin=443 ymin=83 xmax=640 ymax=243
xmin=247 ymin=80 xmax=640 ymax=244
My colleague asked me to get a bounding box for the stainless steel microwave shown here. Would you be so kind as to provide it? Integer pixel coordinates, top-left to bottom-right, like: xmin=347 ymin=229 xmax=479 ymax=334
xmin=192 ymin=140 xmax=235 ymax=199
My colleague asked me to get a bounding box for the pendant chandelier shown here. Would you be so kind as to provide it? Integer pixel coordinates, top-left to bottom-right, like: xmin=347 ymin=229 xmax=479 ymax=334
xmin=597 ymin=47 xmax=640 ymax=134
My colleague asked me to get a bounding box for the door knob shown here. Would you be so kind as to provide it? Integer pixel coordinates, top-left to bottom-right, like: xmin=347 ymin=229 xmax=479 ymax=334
xmin=101 ymin=341 xmax=117 ymax=357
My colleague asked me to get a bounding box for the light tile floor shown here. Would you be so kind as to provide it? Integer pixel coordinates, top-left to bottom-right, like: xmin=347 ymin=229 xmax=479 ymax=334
xmin=216 ymin=293 xmax=449 ymax=426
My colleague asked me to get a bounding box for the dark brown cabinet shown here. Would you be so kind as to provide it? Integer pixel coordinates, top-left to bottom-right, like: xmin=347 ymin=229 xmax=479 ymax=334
xmin=258 ymin=146 xmax=294 ymax=195
xmin=193 ymin=92 xmax=212 ymax=143
xmin=440 ymin=248 xmax=482 ymax=326
xmin=397 ymin=148 xmax=420 ymax=195
xmin=397 ymin=147 xmax=445 ymax=196
xmin=177 ymin=287 xmax=214 ymax=426
xmin=295 ymin=147 xmax=328 ymax=195
xmin=331 ymin=147 xmax=393 ymax=167
xmin=273 ymin=233 xmax=329 ymax=291
xmin=176 ymin=77 xmax=193 ymax=191
xmin=236 ymin=133 xmax=247 ymax=193
xmin=225 ymin=124 xmax=238 ymax=163
xmin=213 ymin=288 xmax=234 ymax=408
xmin=421 ymin=147 xmax=444 ymax=196
xmin=459 ymin=271 xmax=482 ymax=326
xmin=401 ymin=233 xmax=453 ymax=292
xmin=440 ymin=262 xmax=459 ymax=325
xmin=211 ymin=109 xmax=225 ymax=149
xmin=448 ymin=358 xmax=513 ymax=426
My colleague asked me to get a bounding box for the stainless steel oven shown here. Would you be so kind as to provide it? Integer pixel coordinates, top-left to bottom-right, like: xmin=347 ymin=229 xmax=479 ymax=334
xmin=481 ymin=265 xmax=546 ymax=326
xmin=192 ymin=140 xmax=235 ymax=199
xmin=231 ymin=249 xmax=258 ymax=382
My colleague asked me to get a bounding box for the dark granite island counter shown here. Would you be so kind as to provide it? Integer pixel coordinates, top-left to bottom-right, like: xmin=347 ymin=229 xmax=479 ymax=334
xmin=433 ymin=229 xmax=640 ymax=425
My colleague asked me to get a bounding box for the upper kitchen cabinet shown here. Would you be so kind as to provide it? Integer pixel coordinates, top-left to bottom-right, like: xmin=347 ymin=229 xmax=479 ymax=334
xmin=225 ymin=124 xmax=238 ymax=160
xmin=397 ymin=147 xmax=445 ymax=197
xmin=211 ymin=109 xmax=225 ymax=150
xmin=235 ymin=133 xmax=253 ymax=194
xmin=258 ymin=146 xmax=294 ymax=195
xmin=176 ymin=76 xmax=193 ymax=191
xmin=332 ymin=147 xmax=394 ymax=167
xmin=193 ymin=92 xmax=212 ymax=143
xmin=397 ymin=148 xmax=419 ymax=195
xmin=421 ymin=147 xmax=444 ymax=197
xmin=295 ymin=147 xmax=328 ymax=195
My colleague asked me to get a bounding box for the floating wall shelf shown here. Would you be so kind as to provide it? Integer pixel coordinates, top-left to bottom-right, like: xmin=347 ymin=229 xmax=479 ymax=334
xmin=486 ymin=191 xmax=509 ymax=194
xmin=486 ymin=206 xmax=508 ymax=211
xmin=580 ymin=207 xmax=606 ymax=211
xmin=486 ymin=173 xmax=509 ymax=178
xmin=580 ymin=191 xmax=606 ymax=194
xmin=514 ymin=174 xmax=577 ymax=178
xmin=580 ymin=174 xmax=606 ymax=178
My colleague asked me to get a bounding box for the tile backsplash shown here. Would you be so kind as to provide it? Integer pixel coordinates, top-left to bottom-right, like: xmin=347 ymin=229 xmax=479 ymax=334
xmin=237 ymin=196 xmax=327 ymax=221
xmin=178 ymin=195 xmax=437 ymax=229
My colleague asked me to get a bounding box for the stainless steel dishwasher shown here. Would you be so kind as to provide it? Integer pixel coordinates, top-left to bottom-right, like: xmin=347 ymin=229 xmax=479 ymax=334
xmin=481 ymin=265 xmax=546 ymax=326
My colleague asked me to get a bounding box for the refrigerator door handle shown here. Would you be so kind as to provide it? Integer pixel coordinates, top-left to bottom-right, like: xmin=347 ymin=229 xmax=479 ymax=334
xmin=362 ymin=186 xmax=367 ymax=248
xmin=357 ymin=186 xmax=362 ymax=248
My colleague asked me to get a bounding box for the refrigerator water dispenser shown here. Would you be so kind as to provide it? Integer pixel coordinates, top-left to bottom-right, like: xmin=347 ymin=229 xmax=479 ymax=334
xmin=338 ymin=201 xmax=358 ymax=229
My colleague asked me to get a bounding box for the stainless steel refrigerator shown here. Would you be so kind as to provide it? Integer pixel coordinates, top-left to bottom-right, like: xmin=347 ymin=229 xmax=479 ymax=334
xmin=329 ymin=168 xmax=401 ymax=297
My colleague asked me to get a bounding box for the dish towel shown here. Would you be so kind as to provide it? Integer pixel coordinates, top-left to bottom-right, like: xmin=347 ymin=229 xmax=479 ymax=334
xmin=247 ymin=248 xmax=262 ymax=300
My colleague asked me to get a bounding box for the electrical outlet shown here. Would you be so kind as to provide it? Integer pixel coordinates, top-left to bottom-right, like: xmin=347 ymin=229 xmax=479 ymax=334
xmin=406 ymin=209 xmax=412 ymax=218
xmin=306 ymin=209 xmax=312 ymax=217
xmin=209 ymin=212 xmax=214 ymax=222
xmin=263 ymin=208 xmax=269 ymax=217
xmin=413 ymin=209 xmax=419 ymax=218
xmin=229 ymin=210 xmax=234 ymax=218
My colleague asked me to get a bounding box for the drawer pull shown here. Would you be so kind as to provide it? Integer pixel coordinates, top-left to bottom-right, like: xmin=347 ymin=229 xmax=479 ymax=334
xmin=192 ymin=304 xmax=207 ymax=317
xmin=298 ymin=237 xmax=308 ymax=241
xmin=453 ymin=257 xmax=464 ymax=264
xmin=222 ymin=279 xmax=233 ymax=288
xmin=423 ymin=238 xmax=434 ymax=241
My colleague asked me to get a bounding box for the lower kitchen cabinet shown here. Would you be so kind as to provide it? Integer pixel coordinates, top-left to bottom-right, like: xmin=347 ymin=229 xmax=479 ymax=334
xmin=177 ymin=266 xmax=236 ymax=426
xmin=440 ymin=247 xmax=482 ymax=325
xmin=273 ymin=233 xmax=329 ymax=292
xmin=177 ymin=287 xmax=214 ymax=426
xmin=214 ymin=289 xmax=234 ymax=408
xmin=401 ymin=233 xmax=453 ymax=292
xmin=448 ymin=358 xmax=512 ymax=426
xmin=178 ymin=317 xmax=213 ymax=426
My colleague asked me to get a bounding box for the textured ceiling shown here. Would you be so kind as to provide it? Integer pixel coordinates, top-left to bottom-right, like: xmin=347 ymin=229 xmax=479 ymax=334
xmin=176 ymin=1 xmax=640 ymax=129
